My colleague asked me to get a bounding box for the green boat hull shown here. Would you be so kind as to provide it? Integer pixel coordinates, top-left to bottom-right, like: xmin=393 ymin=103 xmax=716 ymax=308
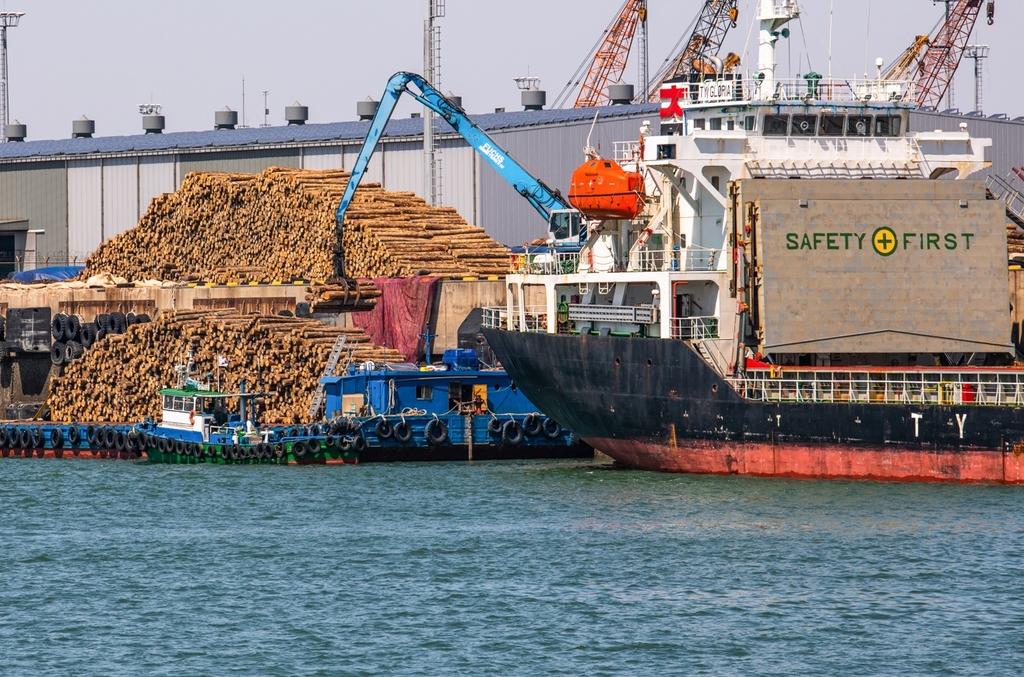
xmin=143 ymin=440 xmax=358 ymax=465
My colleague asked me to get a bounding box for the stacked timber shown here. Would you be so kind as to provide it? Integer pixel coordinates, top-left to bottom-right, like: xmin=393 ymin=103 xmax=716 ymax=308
xmin=1008 ymin=224 xmax=1024 ymax=256
xmin=82 ymin=167 xmax=511 ymax=282
xmin=49 ymin=309 xmax=404 ymax=425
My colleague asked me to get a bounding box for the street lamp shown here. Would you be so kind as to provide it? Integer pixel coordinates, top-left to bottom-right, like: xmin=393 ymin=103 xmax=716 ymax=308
xmin=0 ymin=11 xmax=25 ymax=143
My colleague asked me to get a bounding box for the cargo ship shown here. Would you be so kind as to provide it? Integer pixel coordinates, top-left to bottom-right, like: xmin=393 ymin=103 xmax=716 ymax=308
xmin=482 ymin=0 xmax=1024 ymax=483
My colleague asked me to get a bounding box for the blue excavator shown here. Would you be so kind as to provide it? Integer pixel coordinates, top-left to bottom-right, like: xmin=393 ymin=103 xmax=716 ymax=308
xmin=333 ymin=71 xmax=583 ymax=277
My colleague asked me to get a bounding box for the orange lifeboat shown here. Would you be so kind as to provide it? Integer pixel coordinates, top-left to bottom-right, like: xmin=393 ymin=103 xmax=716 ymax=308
xmin=568 ymin=158 xmax=646 ymax=220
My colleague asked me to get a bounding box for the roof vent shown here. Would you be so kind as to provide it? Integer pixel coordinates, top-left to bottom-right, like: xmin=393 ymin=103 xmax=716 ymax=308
xmin=521 ymin=87 xmax=546 ymax=111
xmin=285 ymin=101 xmax=308 ymax=125
xmin=72 ymin=116 xmax=95 ymax=138
xmin=5 ymin=120 xmax=26 ymax=142
xmin=357 ymin=97 xmax=379 ymax=121
xmin=445 ymin=91 xmax=463 ymax=109
xmin=494 ymin=107 xmax=505 ymax=113
xmin=139 ymin=104 xmax=164 ymax=134
xmin=214 ymin=106 xmax=238 ymax=130
xmin=608 ymin=83 xmax=634 ymax=105
xmin=410 ymin=112 xmax=420 ymax=118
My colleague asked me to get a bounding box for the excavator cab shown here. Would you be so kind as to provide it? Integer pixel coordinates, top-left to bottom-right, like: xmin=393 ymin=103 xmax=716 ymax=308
xmin=548 ymin=209 xmax=585 ymax=248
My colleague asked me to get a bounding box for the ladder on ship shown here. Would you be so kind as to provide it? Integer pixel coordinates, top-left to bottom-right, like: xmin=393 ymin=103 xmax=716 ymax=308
xmin=307 ymin=335 xmax=348 ymax=420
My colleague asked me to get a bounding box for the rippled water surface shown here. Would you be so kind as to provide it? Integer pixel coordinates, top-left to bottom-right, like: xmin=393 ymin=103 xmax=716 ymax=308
xmin=2 ymin=458 xmax=1023 ymax=675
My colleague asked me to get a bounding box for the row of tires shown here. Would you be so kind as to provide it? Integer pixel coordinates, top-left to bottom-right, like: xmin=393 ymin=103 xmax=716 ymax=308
xmin=0 ymin=424 xmax=140 ymax=453
xmin=371 ymin=414 xmax=562 ymax=446
xmin=149 ymin=435 xmax=364 ymax=461
xmin=50 ymin=312 xmax=152 ymax=365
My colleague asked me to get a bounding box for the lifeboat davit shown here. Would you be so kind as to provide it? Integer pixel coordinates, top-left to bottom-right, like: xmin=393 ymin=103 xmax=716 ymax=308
xmin=568 ymin=158 xmax=646 ymax=221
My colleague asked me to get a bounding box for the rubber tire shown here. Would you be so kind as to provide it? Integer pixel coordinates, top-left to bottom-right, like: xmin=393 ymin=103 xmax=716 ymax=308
xmin=95 ymin=313 xmax=110 ymax=332
xmin=542 ymin=418 xmax=562 ymax=439
xmin=425 ymin=419 xmax=448 ymax=445
xmin=219 ymin=445 xmax=230 ymax=460
xmin=52 ymin=313 xmax=68 ymax=341
xmin=0 ymin=427 xmax=8 ymax=447
xmin=501 ymin=420 xmax=524 ymax=446
xmin=103 ymin=427 xmax=116 ymax=449
xmin=109 ymin=312 xmax=127 ymax=335
xmin=523 ymin=414 xmax=543 ymax=437
xmin=375 ymin=419 xmax=393 ymax=440
xmin=114 ymin=431 xmax=127 ymax=452
xmin=173 ymin=438 xmax=186 ymax=456
xmin=393 ymin=421 xmax=413 ymax=444
xmin=353 ymin=435 xmax=367 ymax=453
xmin=67 ymin=314 xmax=82 ymax=342
xmin=19 ymin=427 xmax=31 ymax=448
xmin=68 ymin=425 xmax=82 ymax=447
xmin=487 ymin=418 xmax=503 ymax=435
xmin=50 ymin=427 xmax=64 ymax=449
xmin=291 ymin=440 xmax=307 ymax=458
xmin=273 ymin=443 xmax=285 ymax=459
xmin=86 ymin=425 xmax=98 ymax=447
xmin=51 ymin=341 xmax=66 ymax=365
xmin=30 ymin=427 xmax=43 ymax=449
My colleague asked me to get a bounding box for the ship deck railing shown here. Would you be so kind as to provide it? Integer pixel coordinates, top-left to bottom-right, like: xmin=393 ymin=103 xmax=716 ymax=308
xmin=730 ymin=368 xmax=1024 ymax=407
xmin=482 ymin=306 xmax=548 ymax=333
xmin=672 ymin=316 xmax=720 ymax=340
xmin=672 ymin=75 xmax=916 ymax=108
xmin=628 ymin=246 xmax=719 ymax=273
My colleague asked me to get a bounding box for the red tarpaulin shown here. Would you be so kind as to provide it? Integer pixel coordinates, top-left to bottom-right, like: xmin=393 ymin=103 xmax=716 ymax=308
xmin=352 ymin=276 xmax=441 ymax=362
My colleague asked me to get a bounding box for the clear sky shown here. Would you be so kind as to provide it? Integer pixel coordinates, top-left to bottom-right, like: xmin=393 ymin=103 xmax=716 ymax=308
xmin=2 ymin=0 xmax=1019 ymax=140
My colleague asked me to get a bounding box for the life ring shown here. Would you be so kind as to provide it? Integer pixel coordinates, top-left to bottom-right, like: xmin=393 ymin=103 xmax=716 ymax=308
xmin=393 ymin=421 xmax=413 ymax=444
xmin=487 ymin=417 xmax=503 ymax=435
xmin=523 ymin=414 xmax=543 ymax=437
xmin=375 ymin=418 xmax=394 ymax=440
xmin=542 ymin=418 xmax=562 ymax=439
xmin=501 ymin=420 xmax=524 ymax=446
xmin=189 ymin=410 xmax=196 ymax=425
xmin=425 ymin=419 xmax=449 ymax=445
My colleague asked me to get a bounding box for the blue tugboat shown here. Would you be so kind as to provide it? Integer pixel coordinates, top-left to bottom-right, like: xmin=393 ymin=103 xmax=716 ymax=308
xmin=321 ymin=349 xmax=589 ymax=462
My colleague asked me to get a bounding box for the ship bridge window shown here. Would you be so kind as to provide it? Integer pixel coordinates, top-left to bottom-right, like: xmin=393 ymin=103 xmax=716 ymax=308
xmin=875 ymin=115 xmax=902 ymax=137
xmin=726 ymin=118 xmax=735 ymax=131
xmin=819 ymin=115 xmax=846 ymax=136
xmin=792 ymin=115 xmax=817 ymax=136
xmin=763 ymin=115 xmax=789 ymax=136
xmin=744 ymin=116 xmax=755 ymax=131
xmin=848 ymin=116 xmax=872 ymax=136
xmin=709 ymin=117 xmax=722 ymax=130
xmin=692 ymin=118 xmax=706 ymax=131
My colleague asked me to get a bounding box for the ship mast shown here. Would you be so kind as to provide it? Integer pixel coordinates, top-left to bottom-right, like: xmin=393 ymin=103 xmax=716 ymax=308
xmin=756 ymin=0 xmax=800 ymax=100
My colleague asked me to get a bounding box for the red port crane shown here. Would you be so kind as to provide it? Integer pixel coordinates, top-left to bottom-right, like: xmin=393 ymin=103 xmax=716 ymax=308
xmin=644 ymin=0 xmax=739 ymax=102
xmin=915 ymin=0 xmax=993 ymax=109
xmin=553 ymin=0 xmax=648 ymax=109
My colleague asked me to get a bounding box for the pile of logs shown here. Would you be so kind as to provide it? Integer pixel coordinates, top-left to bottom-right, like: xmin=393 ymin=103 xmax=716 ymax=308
xmin=49 ymin=308 xmax=405 ymax=425
xmin=1008 ymin=224 xmax=1024 ymax=256
xmin=82 ymin=167 xmax=511 ymax=282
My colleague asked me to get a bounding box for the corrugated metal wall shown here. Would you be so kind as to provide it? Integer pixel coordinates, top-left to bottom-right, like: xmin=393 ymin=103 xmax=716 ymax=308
xmin=380 ymin=140 xmax=425 ymax=195
xmin=102 ymin=157 xmax=139 ymax=239
xmin=0 ymin=161 xmax=68 ymax=263
xmin=66 ymin=160 xmax=102 ymax=261
xmin=301 ymin=146 xmax=344 ymax=170
xmin=138 ymin=156 xmax=176 ymax=216
xmin=177 ymin=148 xmax=302 ymax=176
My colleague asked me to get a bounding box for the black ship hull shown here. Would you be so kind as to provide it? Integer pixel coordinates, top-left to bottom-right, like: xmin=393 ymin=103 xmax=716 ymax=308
xmin=483 ymin=330 xmax=1024 ymax=483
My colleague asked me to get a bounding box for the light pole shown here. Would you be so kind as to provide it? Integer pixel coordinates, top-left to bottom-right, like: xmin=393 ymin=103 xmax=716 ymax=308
xmin=0 ymin=11 xmax=25 ymax=143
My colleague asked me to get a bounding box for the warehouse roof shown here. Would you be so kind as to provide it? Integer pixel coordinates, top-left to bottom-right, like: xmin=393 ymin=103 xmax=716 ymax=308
xmin=0 ymin=104 xmax=659 ymax=161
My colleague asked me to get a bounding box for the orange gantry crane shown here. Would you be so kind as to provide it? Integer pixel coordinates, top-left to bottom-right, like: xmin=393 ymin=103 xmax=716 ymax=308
xmin=553 ymin=0 xmax=648 ymax=109
xmin=915 ymin=0 xmax=994 ymax=109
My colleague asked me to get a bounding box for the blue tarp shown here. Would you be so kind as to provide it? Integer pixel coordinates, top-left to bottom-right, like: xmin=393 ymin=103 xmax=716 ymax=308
xmin=9 ymin=266 xmax=84 ymax=282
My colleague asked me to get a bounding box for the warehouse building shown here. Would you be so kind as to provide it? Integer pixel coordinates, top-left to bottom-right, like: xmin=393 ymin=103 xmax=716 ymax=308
xmin=0 ymin=105 xmax=1023 ymax=275
xmin=0 ymin=104 xmax=657 ymax=273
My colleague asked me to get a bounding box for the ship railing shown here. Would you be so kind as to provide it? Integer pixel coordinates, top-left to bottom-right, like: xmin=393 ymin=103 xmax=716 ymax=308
xmin=671 ymin=316 xmax=720 ymax=340
xmin=628 ymin=246 xmax=719 ymax=272
xmin=482 ymin=306 xmax=549 ymax=333
xmin=730 ymin=368 xmax=1024 ymax=407
xmin=672 ymin=74 xmax=915 ymax=108
xmin=517 ymin=250 xmax=581 ymax=275
xmin=614 ymin=140 xmax=643 ymax=164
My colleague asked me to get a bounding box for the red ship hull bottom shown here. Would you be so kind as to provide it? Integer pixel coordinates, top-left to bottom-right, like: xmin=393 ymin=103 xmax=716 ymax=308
xmin=592 ymin=438 xmax=1024 ymax=484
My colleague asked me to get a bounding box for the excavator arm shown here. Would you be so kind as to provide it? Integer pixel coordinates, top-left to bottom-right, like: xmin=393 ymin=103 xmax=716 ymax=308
xmin=335 ymin=71 xmax=573 ymax=276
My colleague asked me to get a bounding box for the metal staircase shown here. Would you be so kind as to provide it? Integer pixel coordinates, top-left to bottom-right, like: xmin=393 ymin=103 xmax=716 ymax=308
xmin=986 ymin=174 xmax=1024 ymax=228
xmin=307 ymin=335 xmax=348 ymax=420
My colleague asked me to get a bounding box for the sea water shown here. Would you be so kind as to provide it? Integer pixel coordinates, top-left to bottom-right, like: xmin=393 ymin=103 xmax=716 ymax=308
xmin=2 ymin=459 xmax=1022 ymax=676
